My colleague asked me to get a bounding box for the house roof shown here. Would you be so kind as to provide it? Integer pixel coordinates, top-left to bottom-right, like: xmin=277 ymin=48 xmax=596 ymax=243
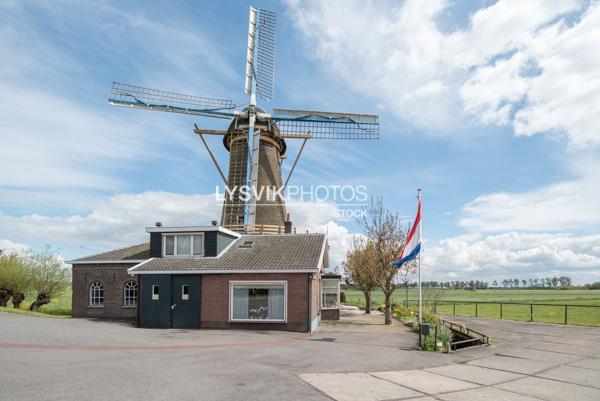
xmin=129 ymin=233 xmax=327 ymax=274
xmin=68 ymin=243 xmax=150 ymax=264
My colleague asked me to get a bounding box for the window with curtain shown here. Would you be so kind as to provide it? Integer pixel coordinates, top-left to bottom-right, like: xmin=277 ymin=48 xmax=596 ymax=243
xmin=230 ymin=282 xmax=286 ymax=322
xmin=321 ymin=279 xmax=339 ymax=309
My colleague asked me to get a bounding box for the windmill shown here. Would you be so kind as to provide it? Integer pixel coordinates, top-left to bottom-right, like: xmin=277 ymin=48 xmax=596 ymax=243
xmin=108 ymin=7 xmax=379 ymax=234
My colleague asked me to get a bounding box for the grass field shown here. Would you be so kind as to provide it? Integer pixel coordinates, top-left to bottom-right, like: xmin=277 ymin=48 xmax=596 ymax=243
xmin=343 ymin=289 xmax=600 ymax=326
xmin=0 ymin=288 xmax=72 ymax=317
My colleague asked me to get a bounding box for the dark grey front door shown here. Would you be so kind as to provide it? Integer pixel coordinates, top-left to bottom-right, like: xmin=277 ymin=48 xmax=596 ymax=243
xmin=170 ymin=275 xmax=201 ymax=329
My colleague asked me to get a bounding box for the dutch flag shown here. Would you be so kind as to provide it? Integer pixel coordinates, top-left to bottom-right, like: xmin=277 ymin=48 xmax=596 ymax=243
xmin=393 ymin=196 xmax=421 ymax=267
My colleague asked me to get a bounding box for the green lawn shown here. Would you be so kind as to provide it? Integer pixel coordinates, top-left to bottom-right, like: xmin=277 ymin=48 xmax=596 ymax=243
xmin=343 ymin=289 xmax=600 ymax=327
xmin=0 ymin=288 xmax=72 ymax=317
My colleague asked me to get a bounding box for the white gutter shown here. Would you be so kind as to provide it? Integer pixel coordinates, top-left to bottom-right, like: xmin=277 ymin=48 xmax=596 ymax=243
xmin=129 ymin=268 xmax=320 ymax=275
xmin=68 ymin=259 xmax=147 ymax=265
xmin=145 ymin=226 xmax=241 ymax=237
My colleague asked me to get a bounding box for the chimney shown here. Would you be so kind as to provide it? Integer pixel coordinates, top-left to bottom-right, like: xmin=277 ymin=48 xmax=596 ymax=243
xmin=155 ymin=221 xmax=162 ymax=227
xmin=211 ymin=220 xmax=218 ymax=226
xmin=284 ymin=213 xmax=293 ymax=234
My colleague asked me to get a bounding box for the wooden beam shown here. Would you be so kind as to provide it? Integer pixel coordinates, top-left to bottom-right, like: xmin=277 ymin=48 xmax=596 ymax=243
xmin=193 ymin=124 xmax=227 ymax=185
xmin=283 ymin=136 xmax=309 ymax=189
xmin=192 ymin=127 xmax=227 ymax=135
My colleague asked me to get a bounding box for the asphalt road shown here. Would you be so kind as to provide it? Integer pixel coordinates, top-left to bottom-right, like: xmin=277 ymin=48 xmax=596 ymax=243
xmin=0 ymin=311 xmax=449 ymax=401
xmin=2 ymin=312 xmax=598 ymax=401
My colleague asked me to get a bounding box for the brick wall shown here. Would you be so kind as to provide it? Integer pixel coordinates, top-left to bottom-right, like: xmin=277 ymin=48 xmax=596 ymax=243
xmin=200 ymin=273 xmax=312 ymax=332
xmin=72 ymin=263 xmax=138 ymax=320
xmin=321 ymin=309 xmax=340 ymax=320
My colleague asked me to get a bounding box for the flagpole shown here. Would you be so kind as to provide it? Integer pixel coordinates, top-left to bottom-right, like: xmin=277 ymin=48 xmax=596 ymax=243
xmin=417 ymin=189 xmax=422 ymax=327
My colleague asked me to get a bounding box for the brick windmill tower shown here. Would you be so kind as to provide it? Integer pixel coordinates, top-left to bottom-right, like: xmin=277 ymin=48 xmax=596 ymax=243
xmin=108 ymin=7 xmax=379 ymax=234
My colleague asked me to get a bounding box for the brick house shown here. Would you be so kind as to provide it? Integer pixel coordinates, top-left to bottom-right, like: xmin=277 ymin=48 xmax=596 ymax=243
xmin=69 ymin=225 xmax=340 ymax=332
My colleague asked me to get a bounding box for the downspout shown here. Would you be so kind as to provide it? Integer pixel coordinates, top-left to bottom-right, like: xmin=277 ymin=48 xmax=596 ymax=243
xmin=307 ymin=273 xmax=312 ymax=332
xmin=136 ymin=274 xmax=141 ymax=327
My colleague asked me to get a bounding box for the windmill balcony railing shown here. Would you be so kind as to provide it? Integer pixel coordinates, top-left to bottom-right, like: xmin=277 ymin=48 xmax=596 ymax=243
xmin=223 ymin=224 xmax=307 ymax=235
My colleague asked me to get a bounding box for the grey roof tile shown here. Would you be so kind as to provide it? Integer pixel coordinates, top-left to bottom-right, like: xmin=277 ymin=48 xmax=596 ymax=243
xmin=70 ymin=243 xmax=150 ymax=263
xmin=131 ymin=233 xmax=326 ymax=272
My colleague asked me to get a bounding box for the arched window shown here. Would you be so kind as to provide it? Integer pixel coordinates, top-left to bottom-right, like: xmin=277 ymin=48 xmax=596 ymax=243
xmin=123 ymin=281 xmax=138 ymax=307
xmin=89 ymin=281 xmax=104 ymax=307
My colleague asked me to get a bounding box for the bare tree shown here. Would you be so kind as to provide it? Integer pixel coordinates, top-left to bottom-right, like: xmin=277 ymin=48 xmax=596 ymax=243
xmin=396 ymin=259 xmax=417 ymax=307
xmin=359 ymin=198 xmax=406 ymax=325
xmin=343 ymin=237 xmax=379 ymax=314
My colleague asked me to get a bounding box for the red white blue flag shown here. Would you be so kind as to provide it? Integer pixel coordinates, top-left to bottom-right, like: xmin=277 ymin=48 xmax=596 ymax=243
xmin=393 ymin=197 xmax=421 ymax=267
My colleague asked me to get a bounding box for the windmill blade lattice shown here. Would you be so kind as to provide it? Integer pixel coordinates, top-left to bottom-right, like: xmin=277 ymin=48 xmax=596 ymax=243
xmin=272 ymin=108 xmax=379 ymax=139
xmin=108 ymin=82 xmax=236 ymax=119
xmin=254 ymin=9 xmax=277 ymax=101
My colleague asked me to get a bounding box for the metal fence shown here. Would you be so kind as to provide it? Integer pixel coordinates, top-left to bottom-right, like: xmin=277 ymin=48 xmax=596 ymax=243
xmin=344 ymin=294 xmax=600 ymax=326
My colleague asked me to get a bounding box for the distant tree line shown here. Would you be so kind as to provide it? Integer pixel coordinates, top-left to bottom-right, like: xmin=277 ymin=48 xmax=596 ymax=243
xmin=496 ymin=276 xmax=572 ymax=288
xmin=402 ymin=276 xmax=577 ymax=289
xmin=420 ymin=281 xmax=489 ymax=289
xmin=0 ymin=245 xmax=70 ymax=311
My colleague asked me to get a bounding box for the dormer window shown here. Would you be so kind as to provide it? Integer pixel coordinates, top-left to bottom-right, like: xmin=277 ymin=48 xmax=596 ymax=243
xmin=163 ymin=234 xmax=204 ymax=257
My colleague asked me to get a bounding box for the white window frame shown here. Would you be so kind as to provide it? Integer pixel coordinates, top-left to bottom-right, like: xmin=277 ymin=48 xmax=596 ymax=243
xmin=89 ymin=281 xmax=104 ymax=308
xmin=229 ymin=280 xmax=287 ymax=323
xmin=162 ymin=233 xmax=204 ymax=258
xmin=321 ymin=279 xmax=340 ymax=310
xmin=123 ymin=280 xmax=138 ymax=307
xmin=181 ymin=284 xmax=189 ymax=301
xmin=152 ymin=284 xmax=160 ymax=300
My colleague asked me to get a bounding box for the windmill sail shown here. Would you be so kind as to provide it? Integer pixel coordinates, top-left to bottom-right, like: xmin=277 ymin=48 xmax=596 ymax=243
xmin=272 ymin=108 xmax=379 ymax=139
xmin=254 ymin=9 xmax=276 ymax=101
xmin=108 ymin=82 xmax=236 ymax=119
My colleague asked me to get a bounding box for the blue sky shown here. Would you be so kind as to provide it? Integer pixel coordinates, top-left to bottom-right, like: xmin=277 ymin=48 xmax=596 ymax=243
xmin=1 ymin=0 xmax=599 ymax=283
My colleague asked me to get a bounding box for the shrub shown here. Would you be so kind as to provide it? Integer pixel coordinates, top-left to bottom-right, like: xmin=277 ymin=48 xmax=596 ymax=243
xmin=421 ymin=324 xmax=452 ymax=351
xmin=390 ymin=302 xmax=451 ymax=352
xmin=340 ymin=291 xmax=346 ymax=303
xmin=28 ymin=246 xmax=70 ymax=311
xmin=0 ymin=252 xmax=30 ymax=308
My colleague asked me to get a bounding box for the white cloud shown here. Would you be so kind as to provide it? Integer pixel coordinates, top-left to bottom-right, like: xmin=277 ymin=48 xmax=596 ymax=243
xmin=0 ymin=192 xmax=221 ymax=252
xmin=459 ymin=157 xmax=600 ymax=232
xmin=0 ymin=239 xmax=29 ymax=254
xmin=0 ymin=2 xmax=237 ymax=207
xmin=4 ymin=188 xmax=599 ymax=282
xmin=424 ymin=231 xmax=600 ymax=283
xmin=0 ymin=191 xmax=357 ymax=267
xmin=0 ymin=84 xmax=172 ymax=191
xmin=287 ymin=0 xmax=600 ymax=148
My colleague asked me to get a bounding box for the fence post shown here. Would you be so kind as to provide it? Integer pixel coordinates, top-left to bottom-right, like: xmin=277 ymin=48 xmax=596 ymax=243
xmin=500 ymin=303 xmax=503 ymax=320
xmin=475 ymin=303 xmax=478 ymax=317
xmin=564 ymin=305 xmax=568 ymax=325
xmin=530 ymin=303 xmax=533 ymax=322
xmin=453 ymin=301 xmax=456 ymax=315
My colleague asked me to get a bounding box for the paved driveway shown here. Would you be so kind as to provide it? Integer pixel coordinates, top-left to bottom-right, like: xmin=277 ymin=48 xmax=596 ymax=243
xmin=0 ymin=311 xmax=449 ymax=401
xmin=2 ymin=312 xmax=599 ymax=401
xmin=301 ymin=316 xmax=600 ymax=401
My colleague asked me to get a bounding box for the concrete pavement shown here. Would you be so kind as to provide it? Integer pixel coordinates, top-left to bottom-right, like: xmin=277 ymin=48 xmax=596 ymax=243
xmin=300 ymin=316 xmax=600 ymax=401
